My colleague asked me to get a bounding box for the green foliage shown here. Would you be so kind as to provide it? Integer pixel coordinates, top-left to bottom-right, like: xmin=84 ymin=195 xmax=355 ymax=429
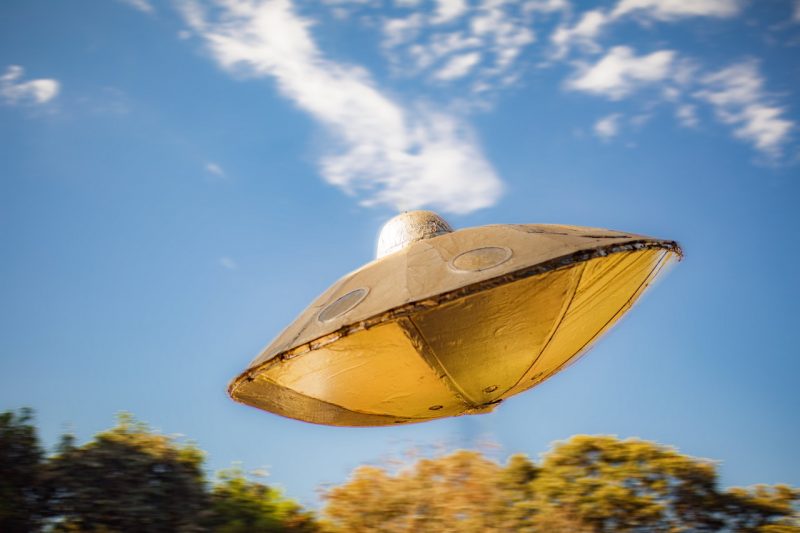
xmin=45 ymin=412 xmax=209 ymax=532
xmin=0 ymin=409 xmax=318 ymax=532
xmin=204 ymin=466 xmax=318 ymax=532
xmin=0 ymin=408 xmax=46 ymax=532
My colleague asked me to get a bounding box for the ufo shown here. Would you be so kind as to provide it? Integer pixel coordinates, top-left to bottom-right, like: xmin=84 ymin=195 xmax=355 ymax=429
xmin=229 ymin=211 xmax=681 ymax=427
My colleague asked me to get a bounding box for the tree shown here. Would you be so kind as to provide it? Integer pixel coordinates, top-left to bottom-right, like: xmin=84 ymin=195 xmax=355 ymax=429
xmin=204 ymin=466 xmax=318 ymax=532
xmin=531 ymin=435 xmax=724 ymax=531
xmin=4 ymin=408 xmax=796 ymax=532
xmin=723 ymin=484 xmax=800 ymax=532
xmin=322 ymin=436 xmax=799 ymax=532
xmin=44 ymin=413 xmax=209 ymax=532
xmin=0 ymin=408 xmax=46 ymax=532
xmin=322 ymin=450 xmax=539 ymax=532
xmin=531 ymin=436 xmax=799 ymax=532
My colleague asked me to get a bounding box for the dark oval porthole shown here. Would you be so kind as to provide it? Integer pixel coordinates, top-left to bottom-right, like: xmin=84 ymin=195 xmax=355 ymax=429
xmin=450 ymin=246 xmax=512 ymax=272
xmin=318 ymin=288 xmax=369 ymax=323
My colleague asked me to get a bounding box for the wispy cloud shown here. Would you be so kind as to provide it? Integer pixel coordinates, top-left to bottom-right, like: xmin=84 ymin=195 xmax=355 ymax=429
xmin=1 ymin=65 xmax=60 ymax=106
xmin=434 ymin=52 xmax=481 ymax=81
xmin=550 ymin=0 xmax=742 ymax=59
xmin=179 ymin=0 xmax=502 ymax=214
xmin=551 ymin=9 xmax=608 ymax=58
xmin=219 ymin=257 xmax=238 ymax=270
xmin=566 ymin=46 xmax=676 ymax=100
xmin=695 ymin=60 xmax=793 ymax=156
xmin=205 ymin=162 xmax=226 ymax=178
xmin=611 ymin=0 xmax=743 ymax=20
xmin=116 ymin=0 xmax=155 ymax=14
xmin=380 ymin=0 xmax=555 ymax=93
xmin=432 ymin=0 xmax=468 ymax=24
xmin=525 ymin=0 xmax=570 ymax=14
xmin=176 ymin=0 xmax=792 ymax=166
xmin=548 ymin=1 xmax=799 ymax=160
xmin=676 ymin=104 xmax=699 ymax=128
xmin=383 ymin=13 xmax=424 ymax=47
xmin=594 ymin=113 xmax=622 ymax=139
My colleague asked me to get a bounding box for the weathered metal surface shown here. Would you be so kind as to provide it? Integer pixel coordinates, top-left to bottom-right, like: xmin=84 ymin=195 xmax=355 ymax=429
xmin=229 ymin=212 xmax=681 ymax=426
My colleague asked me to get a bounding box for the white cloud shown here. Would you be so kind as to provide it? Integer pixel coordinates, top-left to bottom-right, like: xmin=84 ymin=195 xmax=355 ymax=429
xmin=206 ymin=162 xmax=226 ymax=178
xmin=383 ymin=14 xmax=424 ymax=47
xmin=551 ymin=0 xmax=742 ymax=60
xmin=181 ymin=0 xmax=502 ymax=214
xmin=629 ymin=112 xmax=651 ymax=127
xmin=472 ymin=1 xmax=536 ymax=73
xmin=695 ymin=60 xmax=793 ymax=156
xmin=0 ymin=65 xmax=60 ymax=105
xmin=435 ymin=52 xmax=482 ymax=80
xmin=795 ymin=0 xmax=800 ymax=22
xmin=116 ymin=0 xmax=155 ymax=13
xmin=219 ymin=257 xmax=238 ymax=270
xmin=432 ymin=0 xmax=468 ymax=24
xmin=377 ymin=0 xmax=543 ymax=94
xmin=594 ymin=113 xmax=622 ymax=139
xmin=405 ymin=31 xmax=481 ymax=71
xmin=523 ymin=0 xmax=570 ymax=14
xmin=676 ymin=104 xmax=699 ymax=128
xmin=611 ymin=0 xmax=742 ymax=20
xmin=551 ymin=10 xmax=608 ymax=58
xmin=566 ymin=46 xmax=675 ymax=100
xmin=177 ymin=0 xmax=206 ymax=30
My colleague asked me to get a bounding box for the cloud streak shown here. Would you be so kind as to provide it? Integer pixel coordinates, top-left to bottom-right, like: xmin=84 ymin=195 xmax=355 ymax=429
xmin=551 ymin=0 xmax=743 ymax=59
xmin=611 ymin=0 xmax=742 ymax=20
xmin=179 ymin=0 xmax=501 ymax=214
xmin=695 ymin=60 xmax=793 ymax=156
xmin=594 ymin=113 xmax=622 ymax=139
xmin=1 ymin=65 xmax=60 ymax=106
xmin=566 ymin=46 xmax=676 ymax=100
xmin=219 ymin=257 xmax=238 ymax=270
xmin=206 ymin=162 xmax=226 ymax=178
xmin=117 ymin=0 xmax=155 ymax=14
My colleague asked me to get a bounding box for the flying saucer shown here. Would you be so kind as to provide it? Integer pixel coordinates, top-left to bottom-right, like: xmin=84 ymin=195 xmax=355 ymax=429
xmin=229 ymin=211 xmax=681 ymax=427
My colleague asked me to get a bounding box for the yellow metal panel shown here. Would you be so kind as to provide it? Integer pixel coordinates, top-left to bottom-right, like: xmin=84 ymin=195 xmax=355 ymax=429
xmin=262 ymin=322 xmax=463 ymax=419
xmin=508 ymin=248 xmax=670 ymax=395
xmin=411 ymin=266 xmax=581 ymax=404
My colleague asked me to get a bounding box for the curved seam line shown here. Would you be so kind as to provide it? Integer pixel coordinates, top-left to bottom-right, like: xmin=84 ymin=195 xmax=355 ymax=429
xmin=545 ymin=250 xmax=669 ymax=379
xmin=500 ymin=261 xmax=586 ymax=397
xmin=398 ymin=317 xmax=477 ymax=408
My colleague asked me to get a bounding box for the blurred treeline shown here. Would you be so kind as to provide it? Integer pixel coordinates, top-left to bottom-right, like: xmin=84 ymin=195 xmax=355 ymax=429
xmin=1 ymin=409 xmax=798 ymax=532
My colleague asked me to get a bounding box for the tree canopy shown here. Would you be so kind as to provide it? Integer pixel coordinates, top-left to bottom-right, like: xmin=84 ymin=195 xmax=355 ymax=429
xmin=322 ymin=436 xmax=799 ymax=533
xmin=0 ymin=410 xmax=317 ymax=532
xmin=205 ymin=467 xmax=318 ymax=533
xmin=45 ymin=413 xmax=209 ymax=532
xmin=0 ymin=408 xmax=46 ymax=532
xmin=1 ymin=408 xmax=797 ymax=532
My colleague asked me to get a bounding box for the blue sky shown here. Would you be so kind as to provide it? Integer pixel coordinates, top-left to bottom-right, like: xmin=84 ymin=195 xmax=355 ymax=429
xmin=1 ymin=0 xmax=799 ymax=507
